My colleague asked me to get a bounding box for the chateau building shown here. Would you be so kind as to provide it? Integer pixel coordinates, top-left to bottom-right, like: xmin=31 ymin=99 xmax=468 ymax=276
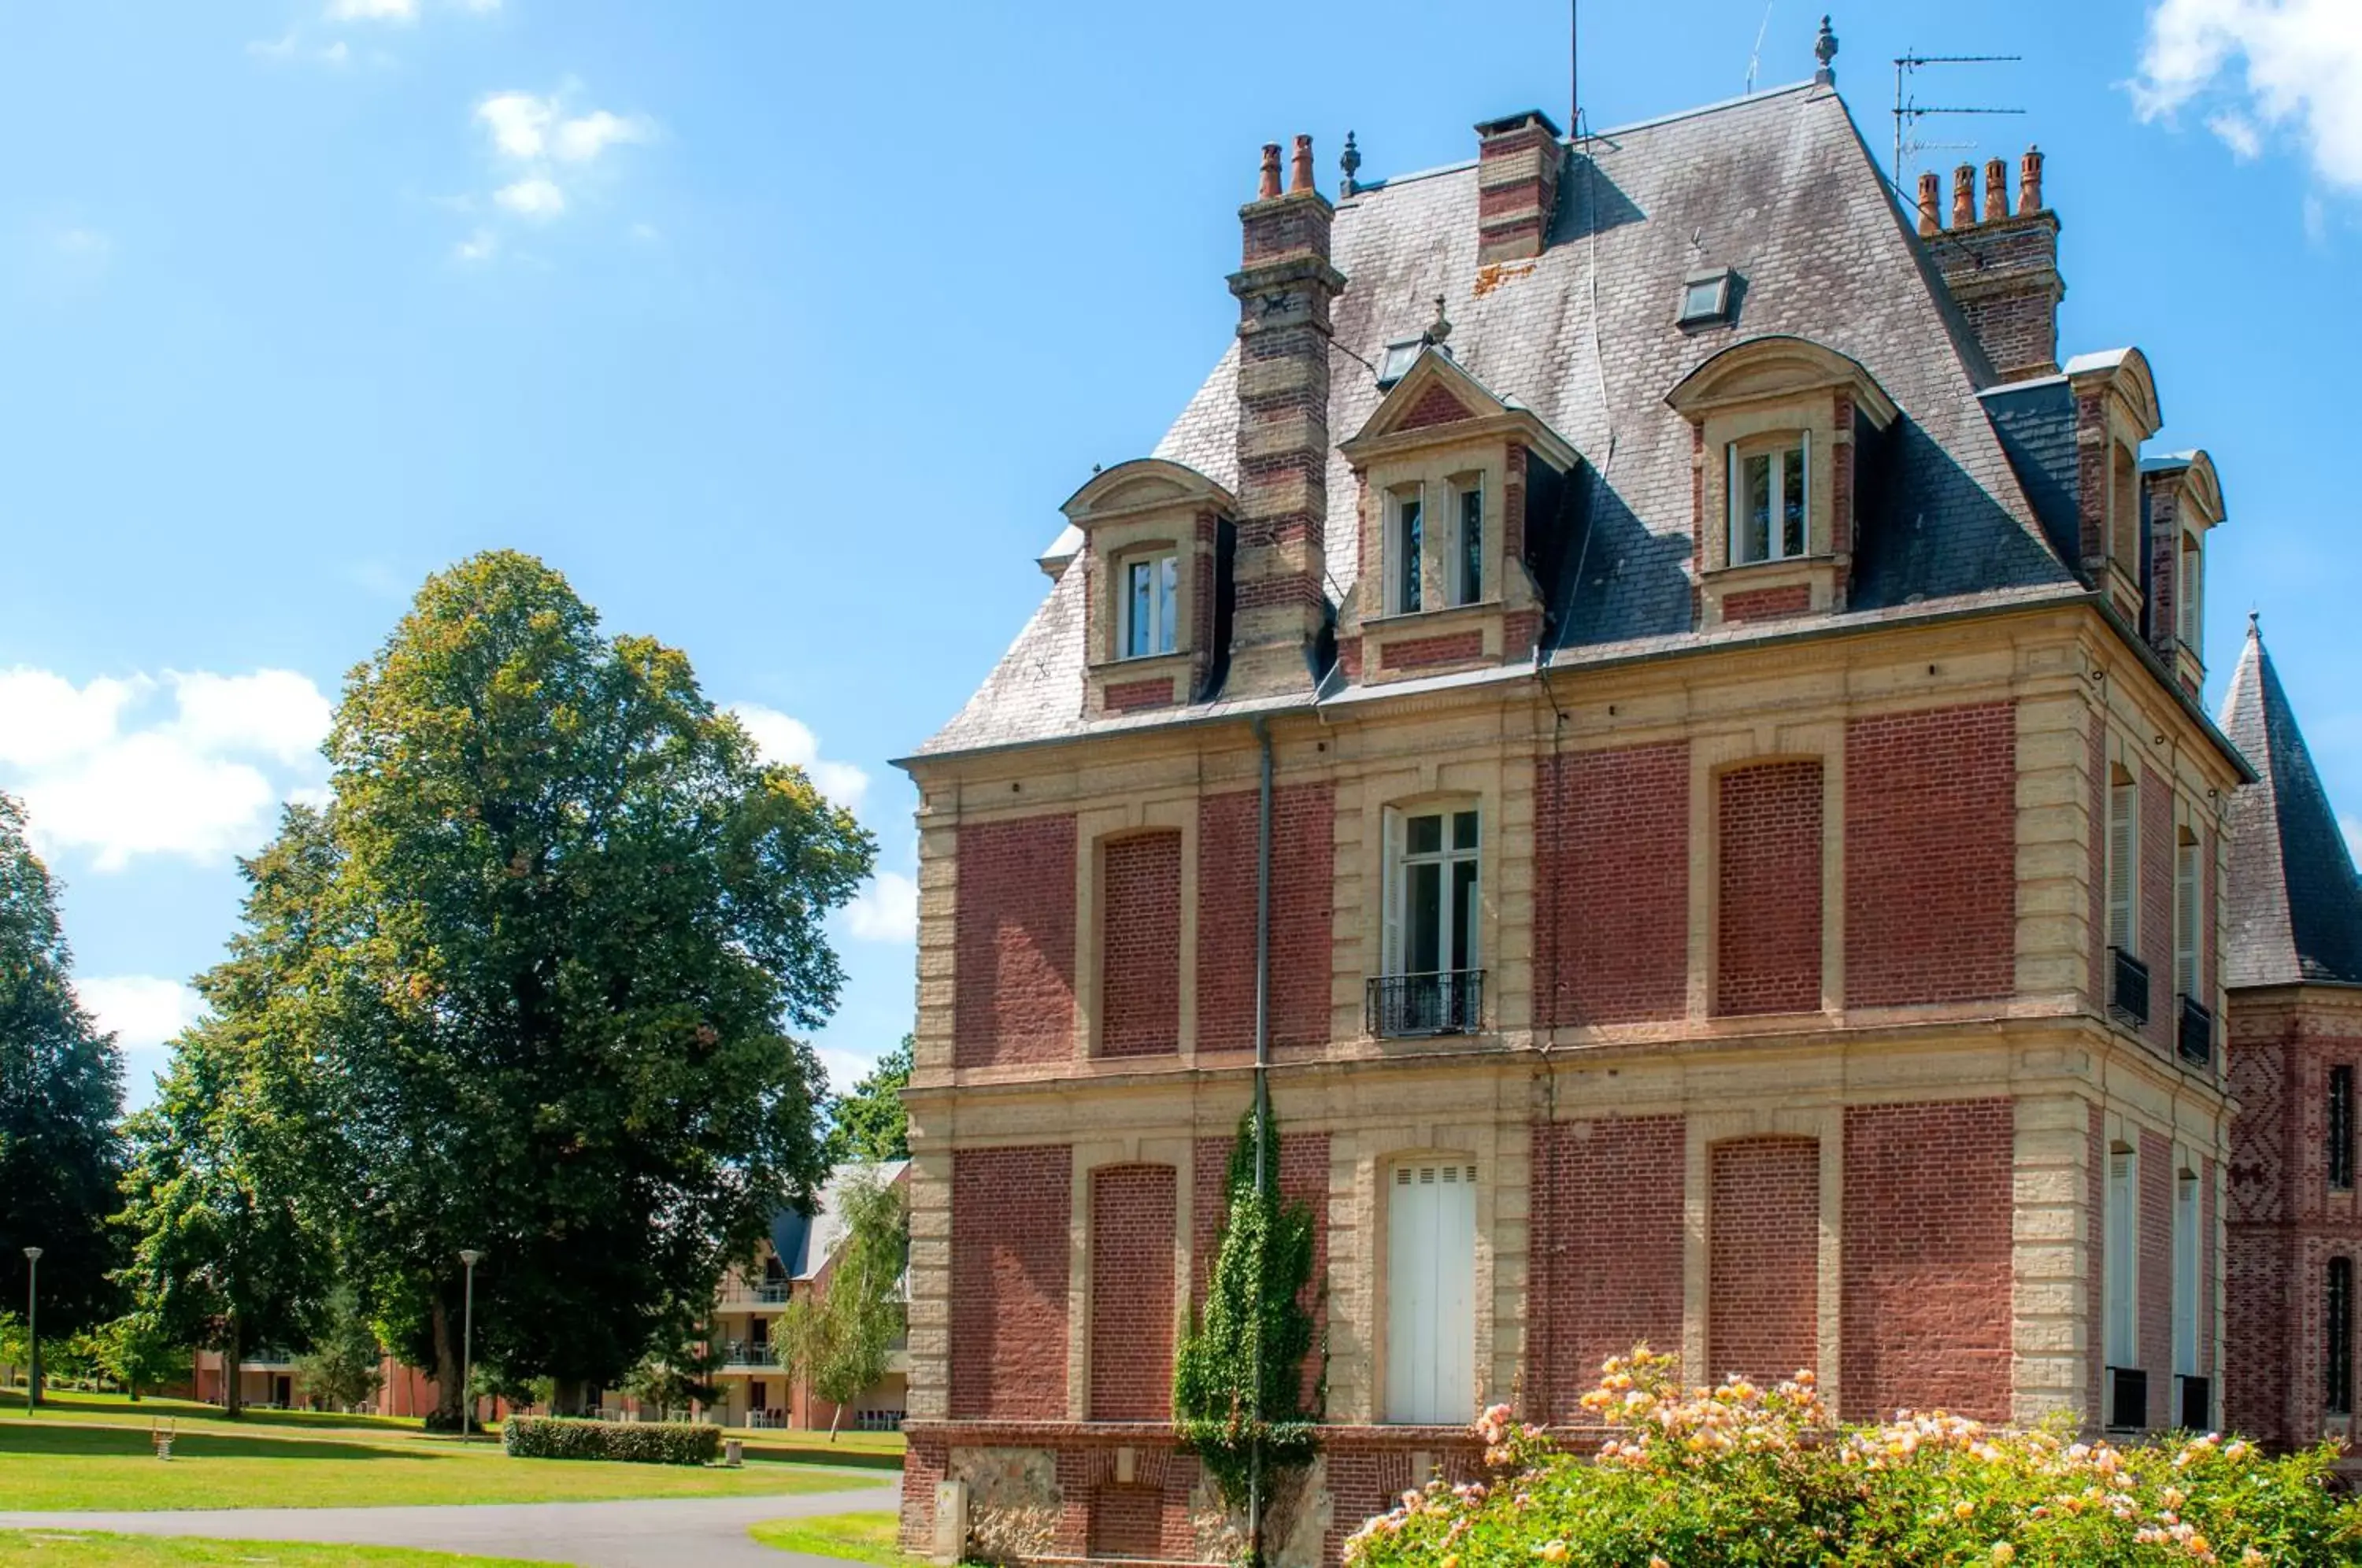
xmin=894 ymin=36 xmax=2287 ymax=1563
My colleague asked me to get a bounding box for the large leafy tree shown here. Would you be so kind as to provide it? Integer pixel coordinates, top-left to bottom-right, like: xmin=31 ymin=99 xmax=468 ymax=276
xmin=824 ymin=1036 xmax=911 ymax=1165
xmin=0 ymin=792 xmax=126 ymax=1390
xmin=324 ymin=551 xmax=872 ymax=1420
xmin=117 ymin=808 xmax=343 ymax=1417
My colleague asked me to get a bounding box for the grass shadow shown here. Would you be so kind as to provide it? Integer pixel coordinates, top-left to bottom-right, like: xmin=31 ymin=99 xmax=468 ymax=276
xmin=0 ymin=1425 xmax=427 ymax=1463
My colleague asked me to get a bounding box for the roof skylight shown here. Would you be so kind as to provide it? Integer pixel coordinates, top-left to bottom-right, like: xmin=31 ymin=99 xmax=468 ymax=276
xmin=1376 ymin=338 xmax=1423 ymax=389
xmin=1679 ymin=268 xmax=1734 ymax=327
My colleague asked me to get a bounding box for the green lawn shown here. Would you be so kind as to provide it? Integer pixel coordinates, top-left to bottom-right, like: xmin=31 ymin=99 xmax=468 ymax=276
xmin=748 ymin=1511 xmax=918 ymax=1566
xmin=0 ymin=1418 xmax=886 ymax=1511
xmin=0 ymin=1533 xmax=540 ymax=1566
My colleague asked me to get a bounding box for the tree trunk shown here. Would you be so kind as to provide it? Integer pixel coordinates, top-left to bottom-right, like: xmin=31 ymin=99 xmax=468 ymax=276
xmin=224 ymin=1315 xmax=246 ymax=1420
xmin=828 ymin=1400 xmax=842 ymax=1441
xmin=431 ymin=1297 xmax=462 ymax=1430
xmin=551 ymin=1378 xmax=589 ymax=1417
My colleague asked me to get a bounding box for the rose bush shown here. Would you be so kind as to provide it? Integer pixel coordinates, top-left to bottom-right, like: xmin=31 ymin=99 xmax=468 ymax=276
xmin=1343 ymin=1348 xmax=2362 ymax=1566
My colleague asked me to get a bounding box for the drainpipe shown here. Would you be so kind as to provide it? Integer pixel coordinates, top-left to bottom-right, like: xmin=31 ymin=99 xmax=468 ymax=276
xmin=1249 ymin=713 xmax=1274 ymax=1566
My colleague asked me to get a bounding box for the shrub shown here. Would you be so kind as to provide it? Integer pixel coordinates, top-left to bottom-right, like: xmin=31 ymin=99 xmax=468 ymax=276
xmin=501 ymin=1415 xmax=720 ymax=1466
xmin=1345 ymin=1347 xmax=2362 ymax=1567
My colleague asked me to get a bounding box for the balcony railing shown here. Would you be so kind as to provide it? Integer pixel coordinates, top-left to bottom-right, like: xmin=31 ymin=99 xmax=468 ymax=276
xmin=2177 ymin=996 xmax=2215 ymax=1070
xmin=2108 ymin=948 xmax=2151 ymax=1029
xmin=720 ymin=1281 xmax=792 ymax=1307
xmin=2176 ymin=1374 xmax=2212 ymax=1433
xmin=2107 ymin=1365 xmax=2149 ymax=1430
xmin=1367 ymin=970 xmax=1485 ymax=1038
xmin=719 ymin=1341 xmax=779 ymax=1368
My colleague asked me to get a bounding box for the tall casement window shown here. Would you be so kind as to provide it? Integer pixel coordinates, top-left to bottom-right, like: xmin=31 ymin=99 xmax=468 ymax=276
xmin=2329 ymin=1256 xmax=2355 ymax=1418
xmin=1379 ymin=808 xmax=1480 ymax=1034
xmin=1452 ymin=477 xmax=1483 ymax=606
xmin=2107 ymin=765 xmax=2140 ymax=956
xmin=1390 ymin=486 xmax=1424 ymax=614
xmin=1728 ymin=435 xmax=1808 ymax=565
xmin=1122 ymin=552 xmax=1178 ymax=658
xmin=2331 ymin=1066 xmax=2356 ymax=1192
xmin=2175 ymin=827 xmax=2201 ymax=1002
xmin=2105 ymin=1143 xmax=2138 ymax=1374
xmin=2178 ymin=533 xmax=2204 ymax=651
xmin=2172 ymin=1165 xmax=2200 ymax=1382
xmin=1386 ymin=1161 xmax=1475 ymax=1424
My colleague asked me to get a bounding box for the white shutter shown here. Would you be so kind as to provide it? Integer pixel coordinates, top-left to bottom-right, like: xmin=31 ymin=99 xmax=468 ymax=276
xmin=2175 ymin=837 xmax=2201 ymax=1000
xmin=2108 ymin=778 xmax=2138 ymax=954
xmin=1726 ymin=442 xmax=1742 ymax=564
xmin=2172 ymin=1170 xmax=2199 ymax=1378
xmin=1387 ymin=1163 xmax=1476 ymax=1423
xmin=1381 ymin=810 xmax=1403 ymax=978
xmin=1800 ymin=428 xmax=1812 ymax=557
xmin=2105 ymin=1147 xmax=2138 ymax=1365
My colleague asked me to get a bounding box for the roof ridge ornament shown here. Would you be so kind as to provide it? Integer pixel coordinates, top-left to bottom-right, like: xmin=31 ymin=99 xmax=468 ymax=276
xmin=1813 ymin=15 xmax=1839 ymax=86
xmin=1420 ymin=295 xmax=1452 ymax=352
xmin=1340 ymin=131 xmax=1362 ymax=198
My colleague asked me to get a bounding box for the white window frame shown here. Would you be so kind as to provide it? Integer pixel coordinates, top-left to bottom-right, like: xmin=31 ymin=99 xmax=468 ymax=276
xmin=2172 ymin=1163 xmax=2200 ymax=1380
xmin=2175 ymin=827 xmax=2201 ymax=1002
xmin=2105 ymin=1141 xmax=2138 ymax=1370
xmin=1449 ymin=475 xmax=1485 ymax=607
xmin=1727 ymin=431 xmax=1810 ymax=567
xmin=2108 ymin=765 xmax=2140 ymax=956
xmin=1383 ymin=806 xmax=1480 ymax=980
xmin=1388 ymin=484 xmax=1425 ymax=615
xmin=1385 ymin=1159 xmax=1477 ymax=1424
xmin=1119 ymin=549 xmax=1179 ymax=660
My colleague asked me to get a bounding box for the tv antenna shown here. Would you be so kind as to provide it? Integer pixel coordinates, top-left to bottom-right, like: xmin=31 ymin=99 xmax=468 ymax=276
xmin=1892 ymin=50 xmax=2026 ymax=202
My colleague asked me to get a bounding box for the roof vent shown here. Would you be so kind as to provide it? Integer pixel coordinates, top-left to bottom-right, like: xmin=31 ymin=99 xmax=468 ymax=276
xmin=1678 ymin=267 xmax=1734 ymax=327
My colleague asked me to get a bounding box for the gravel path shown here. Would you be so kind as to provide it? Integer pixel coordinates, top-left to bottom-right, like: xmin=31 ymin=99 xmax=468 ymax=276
xmin=0 ymin=1479 xmax=905 ymax=1567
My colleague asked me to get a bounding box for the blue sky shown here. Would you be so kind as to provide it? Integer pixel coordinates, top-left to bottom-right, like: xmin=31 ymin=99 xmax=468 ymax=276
xmin=2 ymin=0 xmax=2356 ymax=1106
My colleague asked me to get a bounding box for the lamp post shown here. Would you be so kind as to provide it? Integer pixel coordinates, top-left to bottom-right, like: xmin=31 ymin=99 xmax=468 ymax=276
xmin=21 ymin=1248 xmax=41 ymax=1415
xmin=457 ymin=1250 xmax=482 ymax=1440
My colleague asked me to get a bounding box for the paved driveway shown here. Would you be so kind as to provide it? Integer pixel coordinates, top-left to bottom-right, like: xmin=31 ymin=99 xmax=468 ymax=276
xmin=0 ymin=1478 xmax=904 ymax=1567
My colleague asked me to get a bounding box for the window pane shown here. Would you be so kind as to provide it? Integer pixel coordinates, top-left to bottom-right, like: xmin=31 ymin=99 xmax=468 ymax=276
xmin=1740 ymin=453 xmax=1772 ymax=564
xmin=1683 ymin=279 xmax=1720 ymax=320
xmin=1451 ymin=810 xmax=1479 ymax=850
xmin=1398 ymin=496 xmax=1423 ymax=613
xmin=1406 ymin=814 xmax=1442 ymax=856
xmin=1406 ymin=863 xmax=1442 ymax=973
xmin=1781 ymin=444 xmax=1806 ymax=558
xmin=1458 ymin=487 xmax=1483 ymax=605
xmin=1157 ymin=555 xmax=1178 ymax=654
xmin=1451 ymin=860 xmax=1478 ymax=972
xmin=1127 ymin=561 xmax=1152 ymax=657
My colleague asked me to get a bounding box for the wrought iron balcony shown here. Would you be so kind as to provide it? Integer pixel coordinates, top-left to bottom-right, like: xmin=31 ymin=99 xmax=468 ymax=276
xmin=1367 ymin=970 xmax=1485 ymax=1038
xmin=2107 ymin=1364 xmax=2149 ymax=1430
xmin=2176 ymin=1374 xmax=2212 ymax=1433
xmin=2108 ymin=948 xmax=2151 ymax=1029
xmin=2177 ymin=996 xmax=2215 ymax=1070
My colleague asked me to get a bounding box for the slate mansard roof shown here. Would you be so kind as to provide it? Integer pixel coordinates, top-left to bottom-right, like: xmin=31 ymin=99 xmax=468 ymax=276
xmin=2219 ymin=623 xmax=2362 ymax=990
xmin=918 ymin=81 xmax=2085 ymax=760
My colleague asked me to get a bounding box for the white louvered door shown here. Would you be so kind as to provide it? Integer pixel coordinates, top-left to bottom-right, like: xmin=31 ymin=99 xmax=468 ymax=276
xmin=1387 ymin=1162 xmax=1475 ymax=1424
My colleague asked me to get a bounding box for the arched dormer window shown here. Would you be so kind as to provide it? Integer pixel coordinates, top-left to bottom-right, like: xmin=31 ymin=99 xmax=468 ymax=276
xmin=1059 ymin=459 xmax=1235 ymax=718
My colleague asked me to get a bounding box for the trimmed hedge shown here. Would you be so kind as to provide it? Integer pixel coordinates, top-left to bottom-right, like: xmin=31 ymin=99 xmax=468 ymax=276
xmin=501 ymin=1415 xmax=721 ymax=1466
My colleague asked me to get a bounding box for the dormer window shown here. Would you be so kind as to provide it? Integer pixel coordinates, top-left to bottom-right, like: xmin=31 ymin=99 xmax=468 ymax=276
xmin=1122 ymin=551 xmax=1179 ymax=658
xmin=1389 ymin=486 xmax=1424 ymax=614
xmin=1376 ymin=338 xmax=1423 ymax=390
xmin=1679 ymin=268 xmax=1734 ymax=327
xmin=1729 ymin=435 xmax=1809 ymax=565
xmin=1452 ymin=476 xmax=1484 ymax=605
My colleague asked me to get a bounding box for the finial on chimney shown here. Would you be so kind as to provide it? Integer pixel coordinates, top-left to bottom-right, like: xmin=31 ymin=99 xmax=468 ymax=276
xmin=1290 ymin=134 xmax=1315 ymax=194
xmin=1340 ymin=131 xmax=1362 ymax=198
xmin=1951 ymin=163 xmax=1977 ymax=228
xmin=1813 ymin=15 xmax=1839 ymax=85
xmin=1916 ymin=171 xmax=1942 ymax=237
xmin=1420 ymin=294 xmax=1452 ymax=349
xmin=1258 ymin=142 xmax=1282 ymax=201
xmin=2018 ymin=144 xmax=2045 ymax=215
xmin=1984 ymin=157 xmax=2008 ymax=221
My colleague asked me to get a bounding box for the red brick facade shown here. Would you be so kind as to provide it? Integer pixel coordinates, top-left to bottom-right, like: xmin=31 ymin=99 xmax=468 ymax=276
xmin=1529 ymin=1115 xmax=1686 ymax=1420
xmin=1196 ymin=785 xmax=1335 ymax=1052
xmin=954 ymin=815 xmax=1077 ymax=1068
xmin=1535 ymin=743 xmax=1690 ymax=1025
xmin=1103 ymin=677 xmax=1177 ymax=713
xmin=1089 ymin=1164 xmax=1176 ymax=1420
xmin=2141 ymin=765 xmax=2175 ymax=1055
xmin=1716 ymin=760 xmax=1824 ymax=1016
xmin=1845 ymin=703 xmax=2018 ymax=1006
xmin=1722 ymin=583 xmax=1812 ymax=623
xmin=1192 ymin=1130 xmax=1330 ymax=1408
xmin=1098 ymin=832 xmax=1181 ymax=1059
xmin=1398 ymin=380 xmax=1473 ymax=430
xmin=1380 ymin=629 xmax=1486 ymax=670
xmin=1840 ymin=1100 xmax=2014 ymax=1421
xmin=950 ymin=1145 xmax=1072 ymax=1418
xmin=2140 ymin=1128 xmax=2174 ymax=1428
xmin=1708 ymin=1137 xmax=1822 ymax=1382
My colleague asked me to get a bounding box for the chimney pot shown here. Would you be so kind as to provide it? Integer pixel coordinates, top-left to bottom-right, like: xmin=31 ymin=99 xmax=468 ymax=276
xmin=1916 ymin=172 xmax=1942 ymax=237
xmin=1290 ymin=135 xmax=1315 ymax=194
xmin=1258 ymin=143 xmax=1282 ymax=201
xmin=1984 ymin=158 xmax=2008 ymax=221
xmin=1951 ymin=164 xmax=1977 ymax=230
xmin=2019 ymin=145 xmax=2045 ymax=215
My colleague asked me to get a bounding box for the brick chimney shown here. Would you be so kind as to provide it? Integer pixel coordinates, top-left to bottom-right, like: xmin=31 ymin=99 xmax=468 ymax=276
xmin=1923 ymin=146 xmax=2065 ymax=383
xmin=1224 ymin=135 xmax=1346 ymax=696
xmin=1475 ymin=109 xmax=1566 ymax=264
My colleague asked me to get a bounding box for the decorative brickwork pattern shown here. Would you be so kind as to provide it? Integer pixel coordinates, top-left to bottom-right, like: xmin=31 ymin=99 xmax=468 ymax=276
xmin=1192 ymin=1130 xmax=1329 ymax=1409
xmin=1535 ymin=743 xmax=1690 ymax=1025
xmin=1840 ymin=1101 xmax=2013 ymax=1422
xmin=1722 ymin=584 xmax=1812 ymax=623
xmin=1196 ymin=785 xmax=1335 ymax=1052
xmin=1530 ymin=1115 xmax=1686 ymax=1421
xmin=1845 ymin=703 xmax=2018 ymax=1006
xmin=1398 ymin=381 xmax=1473 ymax=430
xmin=1381 ymin=630 xmax=1486 ymax=670
xmin=1709 ymin=1137 xmax=1821 ymax=1383
xmin=1089 ymin=1164 xmax=1176 ymax=1421
xmin=954 ymin=815 xmax=1077 ymax=1068
xmin=1103 ymin=677 xmax=1176 ymax=713
xmin=950 ymin=1145 xmax=1072 ymax=1419
xmin=1098 ymin=833 xmax=1181 ymax=1059
xmin=1716 ymin=761 xmax=1824 ymax=1016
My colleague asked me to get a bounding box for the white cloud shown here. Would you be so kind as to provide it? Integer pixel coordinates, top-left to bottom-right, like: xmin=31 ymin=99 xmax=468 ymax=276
xmin=454 ymin=227 xmax=498 ymax=263
xmin=494 ymin=176 xmax=565 ymax=219
xmin=476 ymin=91 xmax=652 ymax=166
xmin=320 ymin=39 xmax=350 ymax=65
xmin=476 ymin=91 xmax=554 ymax=159
xmin=552 ymin=109 xmax=649 ymax=163
xmin=326 ymin=0 xmax=416 ymax=20
xmin=76 ymin=975 xmax=205 ymax=1051
xmin=52 ymin=227 xmax=112 ymax=268
xmin=247 ymin=32 xmax=300 ymax=60
xmin=2133 ymin=0 xmax=2362 ymax=189
xmin=846 ymin=870 xmax=919 ymax=944
xmin=0 ymin=666 xmax=331 ymax=871
xmin=727 ymin=703 xmax=870 ymax=810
